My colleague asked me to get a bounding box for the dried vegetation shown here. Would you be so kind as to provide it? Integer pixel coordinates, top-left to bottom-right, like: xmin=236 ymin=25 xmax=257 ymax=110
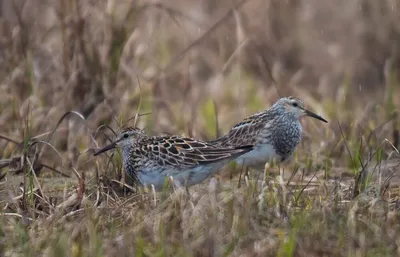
xmin=1 ymin=0 xmax=400 ymax=256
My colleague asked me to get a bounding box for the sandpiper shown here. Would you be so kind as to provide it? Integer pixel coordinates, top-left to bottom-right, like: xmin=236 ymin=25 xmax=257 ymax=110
xmin=209 ymin=96 xmax=328 ymax=170
xmin=94 ymin=127 xmax=254 ymax=190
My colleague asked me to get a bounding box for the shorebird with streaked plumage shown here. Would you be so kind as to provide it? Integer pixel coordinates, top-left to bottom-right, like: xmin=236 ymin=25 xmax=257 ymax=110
xmin=94 ymin=127 xmax=254 ymax=190
xmin=209 ymin=96 xmax=328 ymax=170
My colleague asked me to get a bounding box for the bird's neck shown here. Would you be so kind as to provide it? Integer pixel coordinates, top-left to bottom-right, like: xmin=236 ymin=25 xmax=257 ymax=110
xmin=121 ymin=144 xmax=135 ymax=159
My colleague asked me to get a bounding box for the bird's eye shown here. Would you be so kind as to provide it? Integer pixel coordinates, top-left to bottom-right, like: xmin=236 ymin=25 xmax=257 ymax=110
xmin=292 ymin=102 xmax=298 ymax=107
xmin=123 ymin=133 xmax=129 ymax=139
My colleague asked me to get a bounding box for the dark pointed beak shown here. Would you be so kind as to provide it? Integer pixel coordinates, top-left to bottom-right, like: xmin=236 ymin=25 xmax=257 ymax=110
xmin=304 ymin=109 xmax=328 ymax=123
xmin=94 ymin=142 xmax=117 ymax=156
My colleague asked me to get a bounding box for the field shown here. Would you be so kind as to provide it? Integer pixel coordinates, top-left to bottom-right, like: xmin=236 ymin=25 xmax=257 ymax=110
xmin=1 ymin=0 xmax=400 ymax=256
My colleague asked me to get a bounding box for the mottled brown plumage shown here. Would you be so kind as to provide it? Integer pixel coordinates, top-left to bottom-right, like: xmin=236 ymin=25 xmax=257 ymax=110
xmin=94 ymin=127 xmax=254 ymax=189
xmin=210 ymin=96 xmax=328 ymax=169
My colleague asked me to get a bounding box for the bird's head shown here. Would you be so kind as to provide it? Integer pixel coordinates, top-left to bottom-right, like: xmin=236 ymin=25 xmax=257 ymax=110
xmin=275 ymin=96 xmax=328 ymax=123
xmin=94 ymin=126 xmax=147 ymax=156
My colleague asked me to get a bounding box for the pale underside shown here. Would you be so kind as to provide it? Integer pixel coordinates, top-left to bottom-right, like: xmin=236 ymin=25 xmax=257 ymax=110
xmin=233 ymin=143 xmax=284 ymax=170
xmin=134 ymin=158 xmax=236 ymax=190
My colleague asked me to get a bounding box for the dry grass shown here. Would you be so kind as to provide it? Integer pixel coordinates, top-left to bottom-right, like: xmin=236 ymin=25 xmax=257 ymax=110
xmin=1 ymin=0 xmax=400 ymax=256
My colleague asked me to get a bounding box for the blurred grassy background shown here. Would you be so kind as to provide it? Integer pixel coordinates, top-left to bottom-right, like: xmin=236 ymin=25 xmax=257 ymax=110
xmin=0 ymin=0 xmax=400 ymax=256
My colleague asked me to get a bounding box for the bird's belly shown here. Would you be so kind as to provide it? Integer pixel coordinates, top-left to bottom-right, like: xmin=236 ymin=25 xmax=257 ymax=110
xmin=136 ymin=160 xmax=229 ymax=190
xmin=136 ymin=170 xmax=172 ymax=189
xmin=234 ymin=144 xmax=282 ymax=170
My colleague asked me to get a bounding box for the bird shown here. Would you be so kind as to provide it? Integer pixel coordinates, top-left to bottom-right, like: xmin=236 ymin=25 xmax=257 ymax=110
xmin=208 ymin=96 xmax=328 ymax=170
xmin=93 ymin=126 xmax=254 ymax=190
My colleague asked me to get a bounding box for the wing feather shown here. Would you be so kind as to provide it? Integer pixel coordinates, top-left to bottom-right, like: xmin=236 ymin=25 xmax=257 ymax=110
xmin=142 ymin=136 xmax=253 ymax=168
xmin=210 ymin=111 xmax=270 ymax=147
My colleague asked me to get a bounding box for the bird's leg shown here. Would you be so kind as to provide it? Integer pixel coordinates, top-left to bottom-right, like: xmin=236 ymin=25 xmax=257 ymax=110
xmin=184 ymin=185 xmax=191 ymax=198
xmin=174 ymin=177 xmax=191 ymax=198
xmin=244 ymin=166 xmax=250 ymax=180
xmin=237 ymin=159 xmax=246 ymax=188
xmin=238 ymin=169 xmax=243 ymax=189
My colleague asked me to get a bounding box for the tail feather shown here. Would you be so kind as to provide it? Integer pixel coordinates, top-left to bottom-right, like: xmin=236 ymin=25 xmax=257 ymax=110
xmin=196 ymin=144 xmax=254 ymax=165
xmin=231 ymin=144 xmax=254 ymax=158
